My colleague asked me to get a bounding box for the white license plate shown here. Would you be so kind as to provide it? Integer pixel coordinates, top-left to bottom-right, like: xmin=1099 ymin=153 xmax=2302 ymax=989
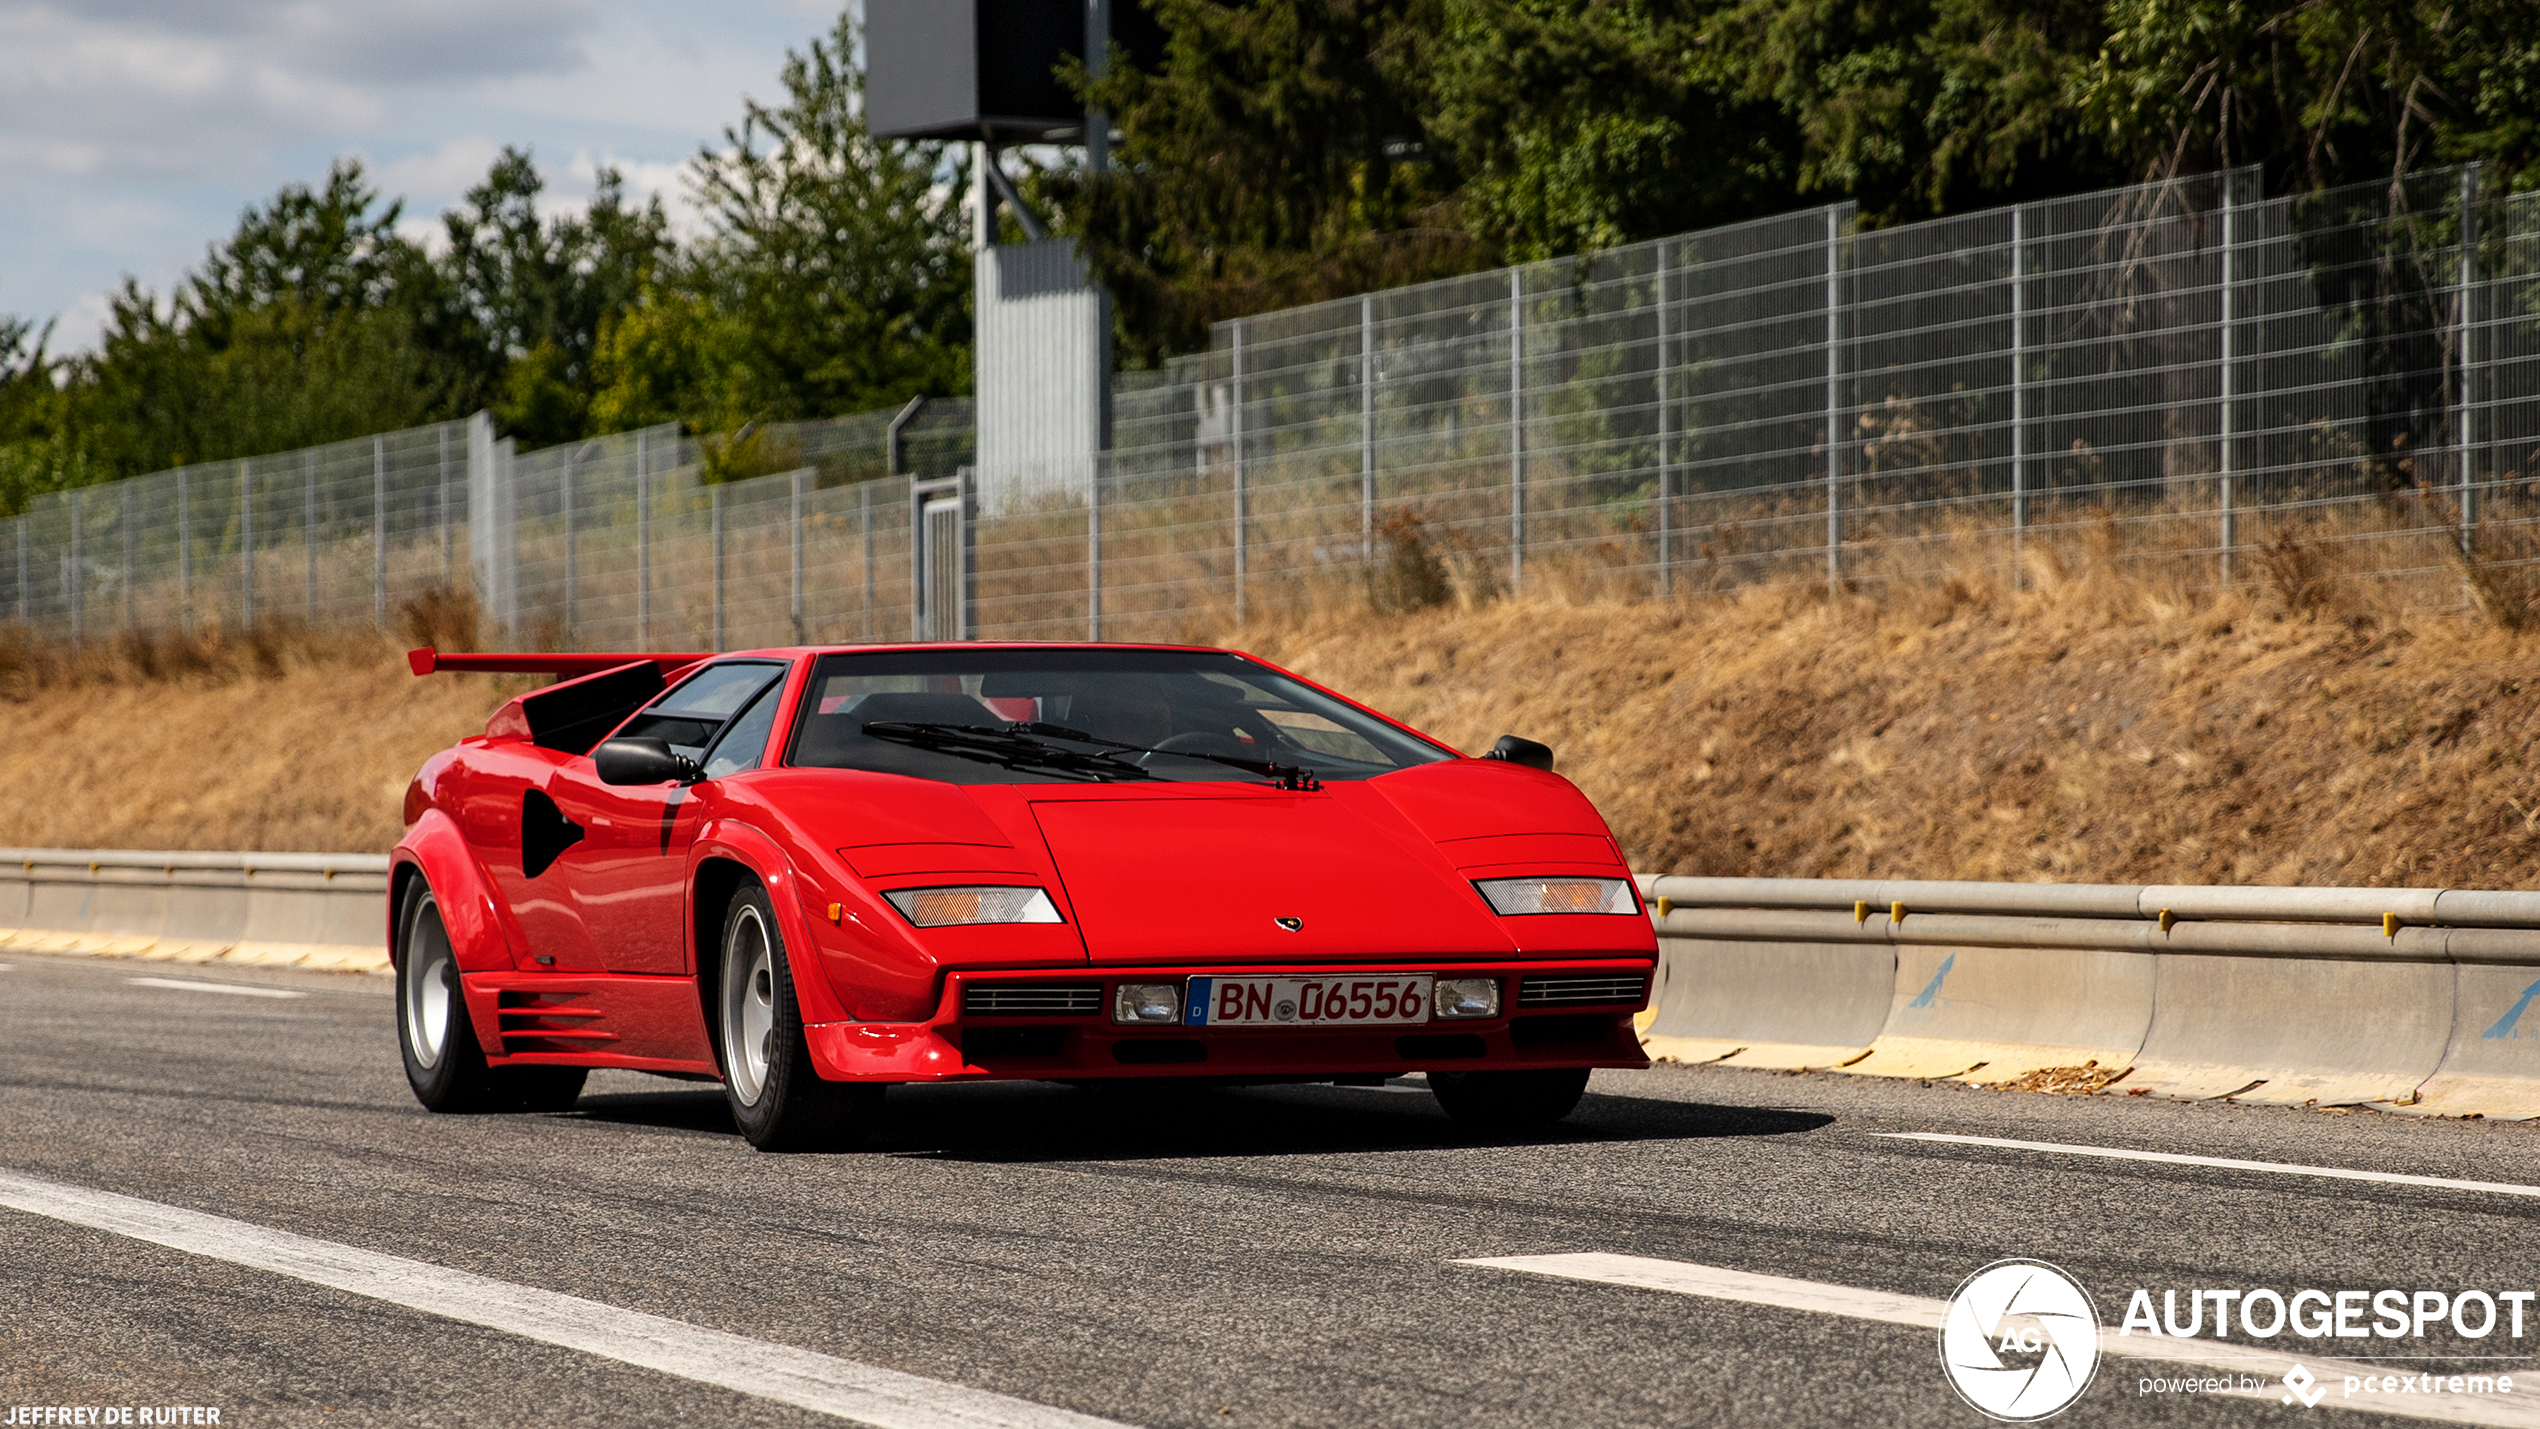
xmin=1183 ymin=976 xmax=1433 ymax=1027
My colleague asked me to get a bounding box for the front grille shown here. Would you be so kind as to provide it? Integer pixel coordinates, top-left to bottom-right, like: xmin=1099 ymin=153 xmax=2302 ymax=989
xmin=963 ymin=982 xmax=1102 ymax=1017
xmin=1518 ymin=974 xmax=1649 ymax=1007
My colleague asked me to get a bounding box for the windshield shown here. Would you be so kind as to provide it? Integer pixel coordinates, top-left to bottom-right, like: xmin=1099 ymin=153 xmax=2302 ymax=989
xmin=785 ymin=649 xmax=1454 ymax=785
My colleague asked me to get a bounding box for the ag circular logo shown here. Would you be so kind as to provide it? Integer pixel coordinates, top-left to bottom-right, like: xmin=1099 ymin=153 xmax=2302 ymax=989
xmin=1938 ymin=1259 xmax=2101 ymax=1421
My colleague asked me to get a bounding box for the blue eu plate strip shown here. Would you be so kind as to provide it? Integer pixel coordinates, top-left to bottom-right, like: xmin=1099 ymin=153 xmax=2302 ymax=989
xmin=1184 ymin=978 xmax=1212 ymax=1027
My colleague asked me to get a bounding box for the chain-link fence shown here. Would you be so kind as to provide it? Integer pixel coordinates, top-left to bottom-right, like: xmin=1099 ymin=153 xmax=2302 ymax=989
xmin=9 ymin=163 xmax=2537 ymax=652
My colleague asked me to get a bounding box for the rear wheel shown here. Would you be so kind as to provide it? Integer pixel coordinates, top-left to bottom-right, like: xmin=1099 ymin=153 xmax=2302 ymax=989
xmin=717 ymin=882 xmax=880 ymax=1151
xmin=1427 ymin=1067 xmax=1591 ymax=1130
xmin=396 ymin=878 xmax=586 ymax=1114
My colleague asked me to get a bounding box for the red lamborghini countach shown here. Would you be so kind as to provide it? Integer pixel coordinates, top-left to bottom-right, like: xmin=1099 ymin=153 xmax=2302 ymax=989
xmin=393 ymin=643 xmax=1655 ymax=1149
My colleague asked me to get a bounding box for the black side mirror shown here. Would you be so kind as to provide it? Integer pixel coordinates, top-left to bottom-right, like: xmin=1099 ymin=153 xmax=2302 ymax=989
xmin=1483 ymin=735 xmax=1555 ymax=772
xmin=594 ymin=736 xmax=704 ymax=786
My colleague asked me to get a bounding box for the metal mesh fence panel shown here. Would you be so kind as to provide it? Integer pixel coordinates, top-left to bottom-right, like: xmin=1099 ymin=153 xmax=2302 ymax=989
xmin=6 ymin=164 xmax=2537 ymax=653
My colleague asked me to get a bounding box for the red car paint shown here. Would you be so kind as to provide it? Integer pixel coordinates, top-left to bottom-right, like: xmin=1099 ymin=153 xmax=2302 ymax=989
xmin=393 ymin=642 xmax=1654 ymax=1085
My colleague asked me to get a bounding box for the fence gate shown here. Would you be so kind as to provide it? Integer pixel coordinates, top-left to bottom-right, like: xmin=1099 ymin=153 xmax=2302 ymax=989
xmin=910 ymin=470 xmax=973 ymax=641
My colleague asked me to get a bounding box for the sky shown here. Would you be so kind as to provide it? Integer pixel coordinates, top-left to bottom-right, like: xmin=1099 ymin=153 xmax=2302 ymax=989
xmin=0 ymin=0 xmax=843 ymax=354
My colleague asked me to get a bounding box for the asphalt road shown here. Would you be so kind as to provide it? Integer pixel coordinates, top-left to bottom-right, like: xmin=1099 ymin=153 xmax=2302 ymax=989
xmin=7 ymin=951 xmax=2540 ymax=1428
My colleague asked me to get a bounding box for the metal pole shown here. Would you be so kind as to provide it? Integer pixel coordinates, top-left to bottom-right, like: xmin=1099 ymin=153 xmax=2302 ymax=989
xmin=711 ymin=482 xmax=725 ymax=653
xmin=2461 ymin=163 xmax=2481 ymax=543
xmin=177 ymin=470 xmax=190 ymax=632
xmin=304 ymin=449 xmax=317 ymax=622
xmin=1232 ymin=320 xmax=1247 ymax=624
xmin=2219 ymin=175 xmax=2238 ymax=586
xmin=636 ymin=430 xmax=650 ymax=646
xmin=1509 ymin=266 xmax=1525 ymax=592
xmin=563 ymin=448 xmax=578 ymax=644
xmin=1656 ymin=242 xmax=1673 ymax=596
xmin=2010 ymin=206 xmax=2028 ymax=590
xmin=373 ymin=435 xmax=387 ymax=625
xmin=1088 ymin=457 xmax=1103 ymax=640
xmin=1825 ymin=208 xmax=1843 ymax=597
xmin=69 ymin=489 xmax=81 ymax=650
xmin=121 ymin=488 xmax=133 ymax=632
xmin=1361 ymin=293 xmax=1376 ymax=563
xmin=240 ymin=459 xmax=254 ymax=630
xmin=437 ymin=424 xmax=452 ymax=589
xmin=861 ymin=483 xmax=875 ymax=642
xmin=790 ymin=469 xmax=806 ymax=644
xmin=13 ymin=518 xmax=24 ymax=628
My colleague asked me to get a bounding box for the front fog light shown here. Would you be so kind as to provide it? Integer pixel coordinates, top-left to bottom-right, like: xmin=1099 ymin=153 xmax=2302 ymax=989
xmin=1113 ymin=982 xmax=1183 ymax=1024
xmin=1433 ymin=977 xmax=1500 ymax=1020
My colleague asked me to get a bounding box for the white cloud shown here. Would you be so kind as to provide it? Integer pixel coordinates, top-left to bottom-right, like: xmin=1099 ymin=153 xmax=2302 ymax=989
xmin=0 ymin=0 xmax=839 ymax=349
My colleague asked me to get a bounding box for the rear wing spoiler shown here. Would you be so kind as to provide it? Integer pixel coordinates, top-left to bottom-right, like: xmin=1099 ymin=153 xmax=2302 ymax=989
xmin=407 ymin=647 xmax=715 ymax=678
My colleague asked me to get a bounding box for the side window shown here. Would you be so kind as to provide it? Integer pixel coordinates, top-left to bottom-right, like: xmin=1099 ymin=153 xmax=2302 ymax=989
xmin=702 ymin=684 xmax=784 ymax=778
xmin=616 ymin=662 xmax=785 ymax=763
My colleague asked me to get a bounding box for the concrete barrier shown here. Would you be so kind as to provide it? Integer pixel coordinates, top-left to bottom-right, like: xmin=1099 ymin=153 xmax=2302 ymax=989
xmin=1642 ymin=876 xmax=2540 ymax=1117
xmin=1640 ymin=937 xmax=1894 ymax=1069
xmin=0 ymin=849 xmax=390 ymax=973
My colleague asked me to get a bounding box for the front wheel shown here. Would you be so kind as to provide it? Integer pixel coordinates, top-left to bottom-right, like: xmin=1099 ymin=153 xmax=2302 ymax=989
xmin=1427 ymin=1067 xmax=1592 ymax=1130
xmin=717 ymin=883 xmax=881 ymax=1151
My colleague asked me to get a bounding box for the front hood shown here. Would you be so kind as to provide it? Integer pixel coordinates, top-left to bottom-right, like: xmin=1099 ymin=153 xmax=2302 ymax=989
xmin=1031 ymin=792 xmax=1514 ymax=965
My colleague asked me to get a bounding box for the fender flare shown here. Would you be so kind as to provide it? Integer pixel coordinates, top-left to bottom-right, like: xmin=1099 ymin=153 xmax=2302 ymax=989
xmin=688 ymin=819 xmax=855 ymax=1027
xmin=391 ymin=809 xmax=517 ymax=976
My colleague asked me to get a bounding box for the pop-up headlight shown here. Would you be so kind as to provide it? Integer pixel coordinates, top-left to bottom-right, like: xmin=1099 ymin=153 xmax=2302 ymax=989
xmin=883 ymin=886 xmax=1063 ymax=927
xmin=1472 ymin=876 xmax=1637 ymax=916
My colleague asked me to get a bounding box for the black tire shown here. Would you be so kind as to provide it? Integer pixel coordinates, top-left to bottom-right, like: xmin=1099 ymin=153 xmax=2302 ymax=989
xmin=716 ymin=882 xmax=881 ymax=1151
xmin=396 ymin=876 xmax=588 ymax=1114
xmin=1427 ymin=1067 xmax=1592 ymax=1130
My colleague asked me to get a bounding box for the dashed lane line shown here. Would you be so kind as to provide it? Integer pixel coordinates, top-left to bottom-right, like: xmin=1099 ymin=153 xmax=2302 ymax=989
xmin=125 ymin=977 xmax=306 ymax=1000
xmin=0 ymin=1169 xmax=1131 ymax=1429
xmin=1457 ymin=1253 xmax=2540 ymax=1427
xmin=1875 ymin=1131 xmax=2540 ymax=1200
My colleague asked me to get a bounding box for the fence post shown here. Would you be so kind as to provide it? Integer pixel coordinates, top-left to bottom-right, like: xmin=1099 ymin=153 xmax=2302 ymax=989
xmin=1509 ymin=266 xmax=1525 ymax=592
xmin=711 ymin=482 xmax=726 ymax=652
xmin=563 ymin=447 xmax=578 ymax=644
xmin=177 ymin=470 xmax=190 ymax=632
xmin=13 ymin=518 xmax=24 ymax=628
xmin=861 ymin=483 xmax=875 ymax=643
xmin=304 ymin=449 xmax=317 ymax=622
xmin=1087 ymin=456 xmax=1103 ymax=640
xmin=636 ymin=429 xmax=650 ymax=646
xmin=1232 ymin=319 xmax=1248 ymax=624
xmin=1656 ymin=241 xmax=1673 ymax=597
xmin=2218 ymin=174 xmax=2239 ymax=586
xmin=373 ymin=435 xmax=387 ymax=626
xmin=2460 ymin=163 xmax=2482 ymax=544
xmin=1824 ymin=207 xmax=1843 ymax=597
xmin=437 ymin=424 xmax=452 ymax=589
xmin=790 ymin=469 xmax=806 ymax=644
xmin=240 ymin=459 xmax=255 ymax=630
xmin=121 ymin=489 xmax=133 ymax=632
xmin=69 ymin=489 xmax=82 ymax=650
xmin=2010 ymin=205 xmax=2028 ymax=590
xmin=1360 ymin=293 xmax=1376 ymax=564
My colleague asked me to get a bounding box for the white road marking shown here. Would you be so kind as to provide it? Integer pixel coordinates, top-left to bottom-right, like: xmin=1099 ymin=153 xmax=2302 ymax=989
xmin=125 ymin=977 xmax=306 ymax=1000
xmin=1877 ymin=1131 xmax=2540 ymax=1200
xmin=1459 ymin=1253 xmax=2540 ymax=1427
xmin=0 ymin=1169 xmax=1129 ymax=1429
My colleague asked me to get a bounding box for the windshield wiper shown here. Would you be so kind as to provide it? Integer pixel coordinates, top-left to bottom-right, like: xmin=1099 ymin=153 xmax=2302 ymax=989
xmin=860 ymin=722 xmax=1152 ymax=782
xmin=1013 ymin=722 xmax=1323 ymax=791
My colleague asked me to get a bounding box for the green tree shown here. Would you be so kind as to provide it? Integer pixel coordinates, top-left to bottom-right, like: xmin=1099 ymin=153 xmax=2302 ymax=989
xmin=1062 ymin=0 xmax=1489 ymax=363
xmin=597 ymin=11 xmax=971 ymax=437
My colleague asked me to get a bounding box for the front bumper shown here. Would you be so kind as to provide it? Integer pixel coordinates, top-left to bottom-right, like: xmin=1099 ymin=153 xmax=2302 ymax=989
xmin=801 ymin=959 xmax=1655 ymax=1083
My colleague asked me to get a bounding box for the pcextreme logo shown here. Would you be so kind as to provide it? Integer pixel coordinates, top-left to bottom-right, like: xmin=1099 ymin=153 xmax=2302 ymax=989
xmin=1939 ymin=1259 xmax=2102 ymax=1421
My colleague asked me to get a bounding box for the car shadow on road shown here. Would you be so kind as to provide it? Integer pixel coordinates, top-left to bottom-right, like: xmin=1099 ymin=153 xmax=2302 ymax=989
xmin=563 ymin=1078 xmax=1833 ymax=1161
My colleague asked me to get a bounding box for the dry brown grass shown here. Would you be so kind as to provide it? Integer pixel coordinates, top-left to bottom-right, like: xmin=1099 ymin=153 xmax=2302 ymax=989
xmin=1232 ymin=527 xmax=2540 ymax=887
xmin=8 ymin=527 xmax=2540 ymax=883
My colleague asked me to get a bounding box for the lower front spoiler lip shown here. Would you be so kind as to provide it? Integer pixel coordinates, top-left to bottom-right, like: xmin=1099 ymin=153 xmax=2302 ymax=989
xmin=802 ymin=959 xmax=1655 ymax=1083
